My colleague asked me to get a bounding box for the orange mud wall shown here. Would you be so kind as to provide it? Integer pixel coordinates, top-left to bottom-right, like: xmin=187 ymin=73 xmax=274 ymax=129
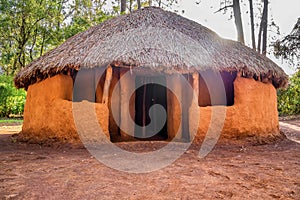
xmin=21 ymin=74 xmax=109 ymax=143
xmin=191 ymin=76 xmax=280 ymax=142
xmin=21 ymin=72 xmax=280 ymax=143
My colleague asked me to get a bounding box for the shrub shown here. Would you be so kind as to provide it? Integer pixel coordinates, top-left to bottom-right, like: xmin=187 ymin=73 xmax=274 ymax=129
xmin=277 ymin=70 xmax=300 ymax=116
xmin=0 ymin=75 xmax=26 ymax=117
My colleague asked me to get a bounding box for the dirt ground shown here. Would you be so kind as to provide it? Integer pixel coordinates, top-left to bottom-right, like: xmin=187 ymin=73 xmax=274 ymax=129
xmin=0 ymin=121 xmax=299 ymax=199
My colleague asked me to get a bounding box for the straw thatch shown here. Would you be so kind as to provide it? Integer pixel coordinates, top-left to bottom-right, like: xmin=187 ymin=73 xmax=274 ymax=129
xmin=14 ymin=7 xmax=288 ymax=89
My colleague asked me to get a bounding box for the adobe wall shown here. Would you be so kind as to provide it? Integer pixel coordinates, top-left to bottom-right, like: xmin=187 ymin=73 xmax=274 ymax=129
xmin=20 ymin=74 xmax=109 ymax=144
xmin=192 ymin=76 xmax=280 ymax=142
xmin=20 ymin=73 xmax=280 ymax=144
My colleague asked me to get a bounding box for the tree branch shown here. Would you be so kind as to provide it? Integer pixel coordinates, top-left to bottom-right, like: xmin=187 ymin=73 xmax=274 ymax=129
xmin=214 ymin=5 xmax=233 ymax=13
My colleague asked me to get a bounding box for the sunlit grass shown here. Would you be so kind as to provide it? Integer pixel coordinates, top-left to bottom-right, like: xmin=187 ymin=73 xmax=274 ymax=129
xmin=0 ymin=118 xmax=23 ymax=124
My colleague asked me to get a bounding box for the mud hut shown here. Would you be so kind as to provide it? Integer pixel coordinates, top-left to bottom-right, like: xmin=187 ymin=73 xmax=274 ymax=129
xmin=14 ymin=7 xmax=288 ymax=143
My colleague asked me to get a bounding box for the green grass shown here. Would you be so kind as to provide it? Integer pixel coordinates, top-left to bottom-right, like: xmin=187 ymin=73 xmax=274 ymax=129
xmin=0 ymin=118 xmax=23 ymax=124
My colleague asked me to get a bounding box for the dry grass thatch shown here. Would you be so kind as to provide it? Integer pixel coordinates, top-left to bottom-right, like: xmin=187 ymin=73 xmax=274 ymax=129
xmin=14 ymin=7 xmax=288 ymax=89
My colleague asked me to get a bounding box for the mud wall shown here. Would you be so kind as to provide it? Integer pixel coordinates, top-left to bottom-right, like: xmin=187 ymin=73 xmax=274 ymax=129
xmin=192 ymin=76 xmax=280 ymax=142
xmin=21 ymin=74 xmax=109 ymax=143
xmin=21 ymin=73 xmax=280 ymax=143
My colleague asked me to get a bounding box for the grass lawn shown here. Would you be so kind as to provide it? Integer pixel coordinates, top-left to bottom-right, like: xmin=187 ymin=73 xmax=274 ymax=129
xmin=0 ymin=118 xmax=23 ymax=125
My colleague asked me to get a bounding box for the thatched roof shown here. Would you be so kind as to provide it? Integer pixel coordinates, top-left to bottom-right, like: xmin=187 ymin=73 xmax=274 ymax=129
xmin=14 ymin=7 xmax=288 ymax=89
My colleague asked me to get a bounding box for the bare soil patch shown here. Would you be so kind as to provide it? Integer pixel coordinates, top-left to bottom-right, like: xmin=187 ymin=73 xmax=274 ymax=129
xmin=0 ymin=122 xmax=299 ymax=199
xmin=0 ymin=125 xmax=22 ymax=135
xmin=279 ymin=120 xmax=300 ymax=143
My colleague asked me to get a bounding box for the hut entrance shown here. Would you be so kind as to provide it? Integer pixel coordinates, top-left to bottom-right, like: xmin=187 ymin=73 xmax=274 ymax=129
xmin=134 ymin=76 xmax=168 ymax=140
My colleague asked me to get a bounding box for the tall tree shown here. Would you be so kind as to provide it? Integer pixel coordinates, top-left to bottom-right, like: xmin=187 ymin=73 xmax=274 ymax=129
xmin=211 ymin=0 xmax=273 ymax=53
xmin=137 ymin=0 xmax=141 ymax=9
xmin=261 ymin=0 xmax=268 ymax=55
xmin=257 ymin=0 xmax=268 ymax=54
xmin=121 ymin=0 xmax=126 ymax=13
xmin=249 ymin=0 xmax=256 ymax=50
xmin=215 ymin=0 xmax=245 ymax=44
xmin=232 ymin=0 xmax=244 ymax=44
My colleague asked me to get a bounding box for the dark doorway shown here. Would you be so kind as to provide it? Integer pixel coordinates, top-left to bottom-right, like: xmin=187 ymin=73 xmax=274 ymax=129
xmin=135 ymin=76 xmax=168 ymax=140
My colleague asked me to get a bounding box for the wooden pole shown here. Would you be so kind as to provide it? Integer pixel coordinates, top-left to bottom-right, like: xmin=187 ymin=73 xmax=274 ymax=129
xmin=142 ymin=79 xmax=147 ymax=138
xmin=119 ymin=68 xmax=135 ymax=139
xmin=192 ymin=72 xmax=199 ymax=104
xmin=102 ymin=66 xmax=112 ymax=104
xmin=189 ymin=73 xmax=200 ymax=140
xmin=118 ymin=68 xmax=121 ymax=136
xmin=167 ymin=74 xmax=182 ymax=140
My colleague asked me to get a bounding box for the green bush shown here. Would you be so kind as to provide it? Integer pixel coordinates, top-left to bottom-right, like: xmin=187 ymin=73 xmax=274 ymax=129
xmin=0 ymin=75 xmax=26 ymax=117
xmin=277 ymin=70 xmax=300 ymax=116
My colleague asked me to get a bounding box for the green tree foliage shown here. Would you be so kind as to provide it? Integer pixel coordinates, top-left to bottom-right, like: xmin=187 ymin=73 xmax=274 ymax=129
xmin=277 ymin=70 xmax=300 ymax=115
xmin=0 ymin=0 xmax=112 ymax=75
xmin=0 ymin=0 xmax=64 ymax=74
xmin=120 ymin=0 xmax=179 ymax=13
xmin=0 ymin=75 xmax=26 ymax=117
xmin=0 ymin=0 xmax=113 ymax=117
xmin=63 ymin=0 xmax=113 ymax=39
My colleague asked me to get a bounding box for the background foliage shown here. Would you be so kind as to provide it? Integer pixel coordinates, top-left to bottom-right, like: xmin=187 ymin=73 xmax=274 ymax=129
xmin=0 ymin=0 xmax=113 ymax=75
xmin=274 ymin=18 xmax=299 ymax=116
xmin=277 ymin=70 xmax=300 ymax=116
xmin=0 ymin=75 xmax=26 ymax=117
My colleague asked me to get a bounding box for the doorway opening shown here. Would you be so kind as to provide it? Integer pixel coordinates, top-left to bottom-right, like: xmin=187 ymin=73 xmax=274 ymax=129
xmin=135 ymin=76 xmax=168 ymax=140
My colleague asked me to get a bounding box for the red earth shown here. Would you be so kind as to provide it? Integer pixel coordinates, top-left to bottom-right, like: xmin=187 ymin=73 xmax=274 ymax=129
xmin=0 ymin=120 xmax=299 ymax=199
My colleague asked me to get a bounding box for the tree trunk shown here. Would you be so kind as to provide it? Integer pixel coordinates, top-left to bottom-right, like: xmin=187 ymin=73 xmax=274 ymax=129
xmin=29 ymin=26 xmax=38 ymax=61
xmin=16 ymin=11 xmax=28 ymax=71
xmin=137 ymin=0 xmax=141 ymax=9
xmin=249 ymin=0 xmax=256 ymax=50
xmin=142 ymin=80 xmax=147 ymax=138
xmin=262 ymin=0 xmax=268 ymax=55
xmin=232 ymin=0 xmax=245 ymax=44
xmin=149 ymin=0 xmax=152 ymax=6
xmin=129 ymin=0 xmax=133 ymax=12
xmin=257 ymin=0 xmax=268 ymax=54
xmin=102 ymin=66 xmax=113 ymax=104
xmin=121 ymin=0 xmax=126 ymax=13
xmin=257 ymin=19 xmax=263 ymax=53
xmin=40 ymin=29 xmax=46 ymax=56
